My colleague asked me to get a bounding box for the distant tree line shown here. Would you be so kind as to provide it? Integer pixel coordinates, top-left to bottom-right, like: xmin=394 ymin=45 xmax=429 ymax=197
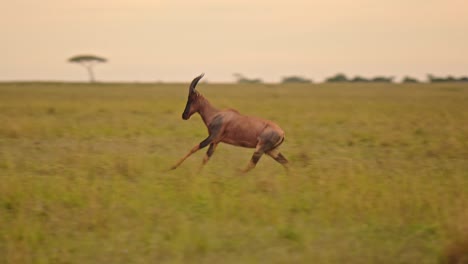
xmin=234 ymin=73 xmax=313 ymax=84
xmin=281 ymin=76 xmax=312 ymax=84
xmin=325 ymin=73 xmax=394 ymax=83
xmin=234 ymin=73 xmax=468 ymax=84
xmin=66 ymin=54 xmax=467 ymax=84
xmin=326 ymin=74 xmax=468 ymax=83
xmin=427 ymin=74 xmax=468 ymax=83
xmin=233 ymin=73 xmax=263 ymax=84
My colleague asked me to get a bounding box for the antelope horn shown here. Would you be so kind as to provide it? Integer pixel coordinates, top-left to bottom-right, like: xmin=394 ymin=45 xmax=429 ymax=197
xmin=190 ymin=73 xmax=205 ymax=92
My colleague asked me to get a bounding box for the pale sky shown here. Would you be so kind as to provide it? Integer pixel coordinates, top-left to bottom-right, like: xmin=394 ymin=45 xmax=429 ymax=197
xmin=1 ymin=0 xmax=467 ymax=82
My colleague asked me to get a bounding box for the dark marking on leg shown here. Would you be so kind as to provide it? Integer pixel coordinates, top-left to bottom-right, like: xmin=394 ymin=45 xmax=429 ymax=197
xmin=199 ymin=137 xmax=212 ymax=149
xmin=171 ymin=135 xmax=214 ymax=170
xmin=201 ymin=143 xmax=218 ymax=168
xmin=173 ymin=115 xmax=226 ymax=171
xmin=242 ymin=148 xmax=265 ymax=173
xmin=206 ymin=143 xmax=216 ymax=157
xmin=199 ymin=115 xmax=224 ymax=149
xmin=275 ymin=153 xmax=288 ymax=164
xmin=252 ymin=151 xmax=262 ymax=164
xmin=267 ymin=149 xmax=289 ymax=172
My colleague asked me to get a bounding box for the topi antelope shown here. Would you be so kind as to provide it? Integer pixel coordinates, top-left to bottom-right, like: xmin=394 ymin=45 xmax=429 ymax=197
xmin=170 ymin=74 xmax=289 ymax=173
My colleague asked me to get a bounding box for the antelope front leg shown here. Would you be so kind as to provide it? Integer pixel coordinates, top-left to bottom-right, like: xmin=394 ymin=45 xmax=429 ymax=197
xmin=198 ymin=143 xmax=218 ymax=172
xmin=170 ymin=137 xmax=212 ymax=170
xmin=170 ymin=144 xmax=201 ymax=170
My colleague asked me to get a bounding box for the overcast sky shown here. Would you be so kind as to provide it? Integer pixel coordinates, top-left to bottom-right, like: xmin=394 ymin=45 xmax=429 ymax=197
xmin=1 ymin=0 xmax=467 ymax=82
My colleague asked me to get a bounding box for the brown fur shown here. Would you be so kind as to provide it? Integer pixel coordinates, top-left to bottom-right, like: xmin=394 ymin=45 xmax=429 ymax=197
xmin=171 ymin=74 xmax=289 ymax=172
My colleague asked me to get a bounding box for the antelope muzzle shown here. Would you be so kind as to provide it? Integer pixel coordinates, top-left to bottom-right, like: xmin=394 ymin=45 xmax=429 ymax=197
xmin=182 ymin=102 xmax=191 ymax=120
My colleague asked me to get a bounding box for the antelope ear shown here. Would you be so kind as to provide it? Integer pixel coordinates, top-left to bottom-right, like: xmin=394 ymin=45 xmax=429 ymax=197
xmin=189 ymin=73 xmax=204 ymax=93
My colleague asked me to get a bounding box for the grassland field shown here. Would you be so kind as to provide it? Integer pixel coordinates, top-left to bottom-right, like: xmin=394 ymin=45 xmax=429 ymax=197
xmin=0 ymin=82 xmax=467 ymax=263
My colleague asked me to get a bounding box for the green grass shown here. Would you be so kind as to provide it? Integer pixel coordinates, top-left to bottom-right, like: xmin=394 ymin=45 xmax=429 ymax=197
xmin=0 ymin=82 xmax=467 ymax=263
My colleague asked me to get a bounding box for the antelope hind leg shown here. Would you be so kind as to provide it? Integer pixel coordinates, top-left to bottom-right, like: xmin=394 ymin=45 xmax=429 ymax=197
xmin=267 ymin=148 xmax=289 ymax=171
xmin=242 ymin=144 xmax=265 ymax=173
xmin=240 ymin=130 xmax=288 ymax=173
xmin=242 ymin=151 xmax=264 ymax=173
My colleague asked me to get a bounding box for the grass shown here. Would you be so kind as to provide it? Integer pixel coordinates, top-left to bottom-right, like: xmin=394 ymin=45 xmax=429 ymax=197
xmin=0 ymin=82 xmax=467 ymax=263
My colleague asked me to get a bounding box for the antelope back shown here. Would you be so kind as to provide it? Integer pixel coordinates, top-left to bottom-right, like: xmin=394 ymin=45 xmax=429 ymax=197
xmin=182 ymin=74 xmax=204 ymax=120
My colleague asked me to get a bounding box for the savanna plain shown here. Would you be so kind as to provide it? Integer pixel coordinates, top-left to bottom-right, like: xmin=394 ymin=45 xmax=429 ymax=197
xmin=0 ymin=82 xmax=467 ymax=263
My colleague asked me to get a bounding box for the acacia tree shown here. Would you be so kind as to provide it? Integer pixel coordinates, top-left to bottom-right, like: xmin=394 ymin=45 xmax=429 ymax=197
xmin=68 ymin=55 xmax=107 ymax=82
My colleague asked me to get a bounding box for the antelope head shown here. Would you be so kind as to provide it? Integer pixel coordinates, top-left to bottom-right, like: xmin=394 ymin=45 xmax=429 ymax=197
xmin=182 ymin=73 xmax=204 ymax=120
